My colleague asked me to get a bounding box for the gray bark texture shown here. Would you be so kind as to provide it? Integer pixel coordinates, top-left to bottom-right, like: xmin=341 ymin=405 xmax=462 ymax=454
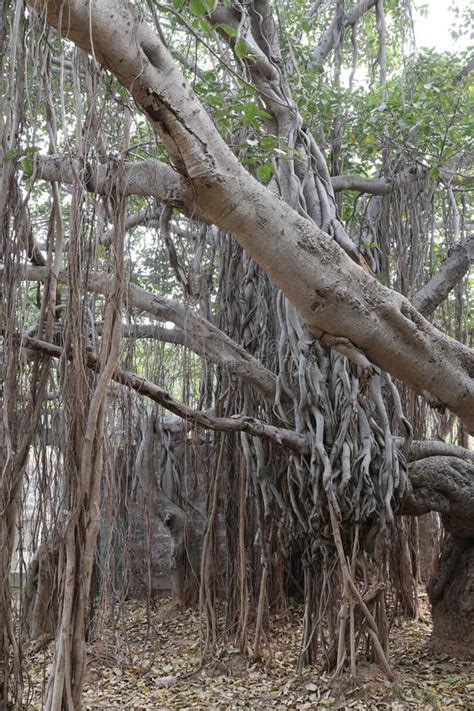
xmin=403 ymin=456 xmax=474 ymax=658
xmin=402 ymin=456 xmax=474 ymax=538
xmin=411 ymin=239 xmax=473 ymax=317
xmin=34 ymin=154 xmax=200 ymax=218
xmin=428 ymin=538 xmax=474 ymax=660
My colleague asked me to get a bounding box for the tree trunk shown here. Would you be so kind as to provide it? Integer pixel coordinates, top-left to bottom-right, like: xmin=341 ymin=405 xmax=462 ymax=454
xmin=403 ymin=456 xmax=474 ymax=658
xmin=428 ymin=537 xmax=474 ymax=660
xmin=417 ymin=513 xmax=441 ymax=584
xmin=21 ymin=537 xmax=59 ymax=645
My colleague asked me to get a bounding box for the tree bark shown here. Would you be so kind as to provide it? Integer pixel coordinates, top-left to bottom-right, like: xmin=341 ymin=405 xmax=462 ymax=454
xmin=411 ymin=239 xmax=473 ymax=318
xmin=34 ymin=154 xmax=202 ymax=220
xmin=402 ymin=456 xmax=474 ymax=537
xmin=21 ymin=537 xmax=59 ymax=644
xmin=403 ymin=456 xmax=474 ymax=659
xmin=428 ymin=537 xmax=474 ymax=660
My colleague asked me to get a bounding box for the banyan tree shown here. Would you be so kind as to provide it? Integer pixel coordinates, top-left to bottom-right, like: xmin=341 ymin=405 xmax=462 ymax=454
xmin=0 ymin=0 xmax=473 ymax=708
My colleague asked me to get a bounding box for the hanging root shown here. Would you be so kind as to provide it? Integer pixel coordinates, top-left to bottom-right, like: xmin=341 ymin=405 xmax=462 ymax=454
xmin=327 ymin=497 xmax=393 ymax=679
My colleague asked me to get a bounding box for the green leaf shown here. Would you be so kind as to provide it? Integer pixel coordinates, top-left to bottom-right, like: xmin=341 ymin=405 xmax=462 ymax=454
xmin=4 ymin=148 xmax=19 ymax=161
xmin=242 ymin=102 xmax=271 ymax=126
xmin=189 ymin=0 xmax=207 ymax=16
xmin=234 ymin=40 xmax=248 ymax=59
xmin=198 ymin=17 xmax=212 ymax=37
xmin=172 ymin=0 xmax=185 ymax=9
xmin=206 ymin=93 xmax=224 ymax=107
xmin=20 ymin=157 xmax=33 ymax=176
xmin=24 ymin=146 xmax=40 ymax=155
xmin=243 ymin=102 xmax=259 ymax=125
xmin=218 ymin=23 xmax=238 ymax=37
xmin=256 ymin=163 xmax=274 ymax=181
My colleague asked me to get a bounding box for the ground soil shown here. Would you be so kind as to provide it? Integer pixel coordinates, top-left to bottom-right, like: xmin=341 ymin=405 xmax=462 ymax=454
xmin=24 ymin=592 xmax=473 ymax=709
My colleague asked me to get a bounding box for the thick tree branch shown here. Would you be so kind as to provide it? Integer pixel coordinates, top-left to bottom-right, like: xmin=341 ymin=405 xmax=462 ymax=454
xmin=34 ymin=154 xmax=204 ymax=220
xmin=26 ymin=0 xmax=474 ymax=430
xmin=331 ymin=170 xmax=420 ymax=195
xmin=313 ymin=0 xmax=377 ymax=65
xmin=402 ymin=456 xmax=474 ymax=538
xmin=20 ymin=265 xmax=280 ymax=402
xmin=332 ymin=170 xmax=474 ymax=194
xmin=40 ymin=155 xmax=470 ymax=323
xmin=36 ymin=154 xmax=459 ymax=203
xmin=101 ymin=206 xmax=161 ymax=245
xmin=39 ymin=154 xmax=470 ymax=318
xmin=331 ymin=170 xmax=474 ymax=195
xmin=22 ymin=336 xmax=307 ymax=454
xmin=411 ymin=239 xmax=473 ymax=317
xmin=95 ymin=322 xmax=190 ymax=347
xmin=401 ymin=438 xmax=474 ymax=464
xmin=331 ymin=175 xmax=394 ymax=195
xmin=36 ymin=153 xmax=411 ymax=200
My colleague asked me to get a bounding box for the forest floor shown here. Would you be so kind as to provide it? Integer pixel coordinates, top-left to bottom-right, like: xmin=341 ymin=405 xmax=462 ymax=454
xmin=25 ymin=592 xmax=473 ymax=710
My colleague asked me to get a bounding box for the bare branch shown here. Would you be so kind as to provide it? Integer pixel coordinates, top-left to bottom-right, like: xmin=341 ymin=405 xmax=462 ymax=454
xmin=331 ymin=168 xmax=421 ymax=195
xmin=95 ymin=322 xmax=190 ymax=347
xmin=23 ymin=336 xmax=308 ymax=454
xmin=313 ymin=0 xmax=377 ymax=65
xmin=101 ymin=206 xmax=161 ymax=245
xmin=411 ymin=239 xmax=473 ymax=317
xmin=20 ymin=265 xmax=280 ymax=402
xmin=331 ymin=174 xmax=395 ymax=195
